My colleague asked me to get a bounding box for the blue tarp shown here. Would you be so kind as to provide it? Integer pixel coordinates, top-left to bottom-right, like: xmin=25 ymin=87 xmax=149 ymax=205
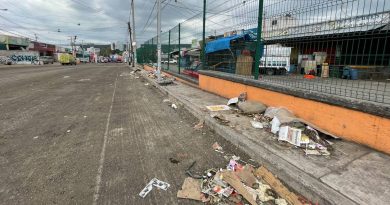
xmin=205 ymin=34 xmax=251 ymax=54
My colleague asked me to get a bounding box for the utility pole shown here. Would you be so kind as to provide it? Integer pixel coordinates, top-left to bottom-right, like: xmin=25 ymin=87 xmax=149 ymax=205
xmin=34 ymin=33 xmax=38 ymax=42
xmin=81 ymin=40 xmax=84 ymax=61
xmin=69 ymin=36 xmax=74 ymax=55
xmin=156 ymin=0 xmax=162 ymax=80
xmin=131 ymin=0 xmax=137 ymax=66
xmin=127 ymin=21 xmax=134 ymax=66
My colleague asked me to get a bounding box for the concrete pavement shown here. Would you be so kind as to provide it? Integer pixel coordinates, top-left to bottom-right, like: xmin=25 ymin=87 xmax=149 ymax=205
xmin=0 ymin=64 xmax=252 ymax=204
xmin=140 ymin=65 xmax=390 ymax=205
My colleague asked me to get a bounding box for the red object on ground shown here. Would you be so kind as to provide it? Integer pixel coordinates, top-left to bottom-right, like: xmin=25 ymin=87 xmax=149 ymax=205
xmin=304 ymin=74 xmax=316 ymax=79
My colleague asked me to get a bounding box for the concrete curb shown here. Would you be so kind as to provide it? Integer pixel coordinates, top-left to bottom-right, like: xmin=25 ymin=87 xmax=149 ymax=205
xmin=135 ymin=65 xmax=357 ymax=205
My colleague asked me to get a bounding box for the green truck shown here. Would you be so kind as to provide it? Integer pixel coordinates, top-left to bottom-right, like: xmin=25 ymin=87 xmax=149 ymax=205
xmin=58 ymin=53 xmax=76 ymax=65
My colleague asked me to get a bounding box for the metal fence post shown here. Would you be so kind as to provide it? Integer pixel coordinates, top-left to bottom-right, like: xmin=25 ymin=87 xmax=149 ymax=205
xmin=178 ymin=23 xmax=181 ymax=74
xmin=202 ymin=0 xmax=206 ymax=70
xmin=168 ymin=30 xmax=171 ymax=70
xmin=254 ymin=0 xmax=264 ymax=80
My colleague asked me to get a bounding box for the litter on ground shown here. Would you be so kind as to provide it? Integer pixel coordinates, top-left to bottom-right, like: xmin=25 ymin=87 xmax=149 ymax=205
xmin=139 ymin=178 xmax=170 ymax=198
xmin=206 ymin=105 xmax=231 ymax=112
xmin=177 ymin=146 xmax=304 ymax=205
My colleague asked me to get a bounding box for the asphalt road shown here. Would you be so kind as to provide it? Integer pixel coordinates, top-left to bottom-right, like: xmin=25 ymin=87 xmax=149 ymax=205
xmin=0 ymin=64 xmax=250 ymax=204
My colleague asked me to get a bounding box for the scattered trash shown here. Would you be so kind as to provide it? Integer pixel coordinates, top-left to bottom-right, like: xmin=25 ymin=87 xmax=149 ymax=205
xmin=169 ymin=157 xmax=180 ymax=164
xmin=139 ymin=178 xmax=170 ymax=198
xmin=63 ymin=76 xmax=70 ymax=78
xmin=171 ymin=104 xmax=178 ymax=109
xmin=206 ymin=105 xmax=231 ymax=112
xmin=157 ymin=78 xmax=174 ymax=85
xmin=66 ymin=130 xmax=71 ymax=133
xmin=78 ymin=78 xmax=91 ymax=82
xmin=304 ymin=149 xmax=321 ymax=155
xmin=178 ymin=153 xmax=302 ymax=205
xmin=275 ymin=198 xmax=289 ymax=205
xmin=193 ymin=120 xmax=204 ymax=130
xmin=222 ymin=171 xmax=258 ymax=205
xmin=83 ymin=115 xmax=87 ymax=118
xmin=212 ymin=142 xmax=223 ymax=151
xmin=144 ymin=83 xmax=150 ymax=86
xmin=255 ymin=166 xmax=302 ymax=205
xmin=271 ymin=117 xmax=281 ymax=134
xmin=210 ymin=113 xmax=230 ymax=125
xmin=33 ymin=136 xmax=39 ymax=139
xmin=162 ymin=99 xmax=170 ymax=103
xmin=236 ymin=165 xmax=257 ymax=187
xmin=238 ymin=101 xmax=267 ymax=114
xmin=227 ymin=97 xmax=239 ymax=106
xmin=185 ymin=161 xmax=205 ymax=179
xmin=278 ymin=126 xmax=303 ymax=146
xmin=231 ymin=155 xmax=240 ymax=161
xmin=135 ymin=76 xmax=140 ymax=79
xmin=250 ymin=120 xmax=264 ymax=129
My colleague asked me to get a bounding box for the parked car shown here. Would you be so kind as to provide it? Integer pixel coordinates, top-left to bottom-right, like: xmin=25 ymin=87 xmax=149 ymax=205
xmin=40 ymin=56 xmax=54 ymax=64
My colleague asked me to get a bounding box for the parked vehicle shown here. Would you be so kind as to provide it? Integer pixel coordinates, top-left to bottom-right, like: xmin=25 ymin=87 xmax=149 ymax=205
xmin=40 ymin=56 xmax=54 ymax=64
xmin=78 ymin=57 xmax=89 ymax=63
xmin=162 ymin=59 xmax=177 ymax=64
xmin=259 ymin=56 xmax=290 ymax=75
xmin=58 ymin=53 xmax=76 ymax=65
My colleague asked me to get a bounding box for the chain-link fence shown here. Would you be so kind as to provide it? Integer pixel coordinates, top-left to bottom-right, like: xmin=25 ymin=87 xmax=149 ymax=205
xmin=258 ymin=0 xmax=390 ymax=104
xmin=137 ymin=0 xmax=390 ymax=105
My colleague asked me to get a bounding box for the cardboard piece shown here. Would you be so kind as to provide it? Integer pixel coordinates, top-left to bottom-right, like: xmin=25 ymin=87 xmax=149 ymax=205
xmin=236 ymin=166 xmax=257 ymax=187
xmin=255 ymin=167 xmax=302 ymax=205
xmin=222 ymin=171 xmax=258 ymax=205
xmin=177 ymin=177 xmax=203 ymax=201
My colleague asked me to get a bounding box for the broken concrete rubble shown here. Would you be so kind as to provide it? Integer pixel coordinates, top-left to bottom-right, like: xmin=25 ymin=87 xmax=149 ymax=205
xmin=238 ymin=101 xmax=267 ymax=114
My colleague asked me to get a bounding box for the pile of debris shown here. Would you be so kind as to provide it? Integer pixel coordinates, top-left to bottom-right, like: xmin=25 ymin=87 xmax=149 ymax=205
xmin=177 ymin=144 xmax=302 ymax=205
xmin=207 ymin=92 xmax=335 ymax=156
xmin=250 ymin=106 xmax=334 ymax=156
xmin=146 ymin=69 xmax=175 ymax=85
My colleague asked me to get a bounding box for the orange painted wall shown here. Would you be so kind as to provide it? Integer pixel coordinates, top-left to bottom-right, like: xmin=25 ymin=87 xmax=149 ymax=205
xmin=143 ymin=65 xmax=199 ymax=88
xmin=199 ymin=74 xmax=390 ymax=154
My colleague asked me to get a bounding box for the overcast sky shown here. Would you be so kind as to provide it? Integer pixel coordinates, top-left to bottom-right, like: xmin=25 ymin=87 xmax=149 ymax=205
xmin=0 ymin=0 xmax=198 ymax=45
xmin=0 ymin=0 xmax=388 ymax=46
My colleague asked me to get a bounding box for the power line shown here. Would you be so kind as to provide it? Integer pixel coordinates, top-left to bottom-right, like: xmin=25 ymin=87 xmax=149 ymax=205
xmin=142 ymin=1 xmax=170 ymax=35
xmin=141 ymin=0 xmax=158 ymax=33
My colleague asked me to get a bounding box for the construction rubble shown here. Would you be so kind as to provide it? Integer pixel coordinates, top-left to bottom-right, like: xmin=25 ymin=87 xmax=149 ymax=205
xmin=177 ymin=143 xmax=304 ymax=205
